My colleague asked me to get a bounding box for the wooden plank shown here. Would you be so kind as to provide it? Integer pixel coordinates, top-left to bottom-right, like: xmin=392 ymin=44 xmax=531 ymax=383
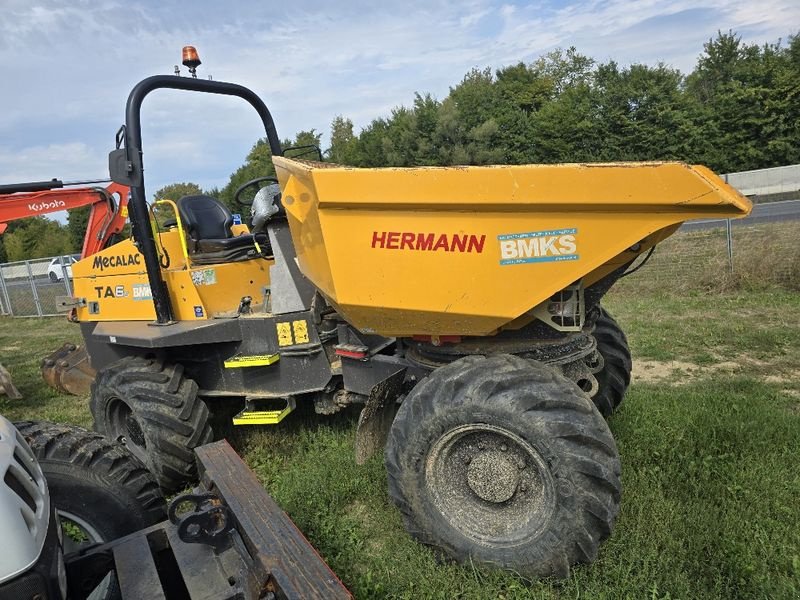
xmin=196 ymin=440 xmax=352 ymax=600
xmin=113 ymin=533 xmax=166 ymax=600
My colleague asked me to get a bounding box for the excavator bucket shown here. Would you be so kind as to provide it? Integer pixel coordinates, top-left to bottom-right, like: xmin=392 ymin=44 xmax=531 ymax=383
xmin=41 ymin=343 xmax=96 ymax=396
xmin=273 ymin=158 xmax=752 ymax=337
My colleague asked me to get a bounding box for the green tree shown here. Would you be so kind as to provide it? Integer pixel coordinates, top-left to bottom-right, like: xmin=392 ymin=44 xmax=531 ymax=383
xmin=67 ymin=206 xmax=90 ymax=252
xmin=4 ymin=217 xmax=73 ymax=261
xmin=327 ymin=116 xmax=357 ymax=164
xmin=219 ymin=129 xmax=322 ymax=209
xmin=153 ymin=182 xmax=204 ymax=202
xmin=686 ymin=31 xmax=798 ymax=171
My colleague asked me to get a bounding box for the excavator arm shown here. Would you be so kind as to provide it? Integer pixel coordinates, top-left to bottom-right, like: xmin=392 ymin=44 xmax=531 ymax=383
xmin=0 ymin=179 xmax=130 ymax=397
xmin=0 ymin=181 xmax=129 ymax=257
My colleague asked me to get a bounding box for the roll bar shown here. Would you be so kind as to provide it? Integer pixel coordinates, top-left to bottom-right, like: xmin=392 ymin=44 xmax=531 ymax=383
xmin=109 ymin=75 xmax=282 ymax=324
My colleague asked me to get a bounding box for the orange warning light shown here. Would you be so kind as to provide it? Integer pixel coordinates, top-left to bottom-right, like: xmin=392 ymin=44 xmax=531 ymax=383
xmin=182 ymin=46 xmax=201 ymax=69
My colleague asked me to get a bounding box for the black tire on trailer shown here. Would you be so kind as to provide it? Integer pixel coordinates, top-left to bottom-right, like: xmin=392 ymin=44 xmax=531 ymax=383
xmin=90 ymin=356 xmax=213 ymax=493
xmin=385 ymin=354 xmax=621 ymax=579
xmin=591 ymin=306 xmax=632 ymax=417
xmin=14 ymin=421 xmax=167 ymax=600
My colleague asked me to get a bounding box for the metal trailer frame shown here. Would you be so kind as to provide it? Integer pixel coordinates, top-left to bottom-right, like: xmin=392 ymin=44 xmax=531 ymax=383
xmin=65 ymin=439 xmax=351 ymax=600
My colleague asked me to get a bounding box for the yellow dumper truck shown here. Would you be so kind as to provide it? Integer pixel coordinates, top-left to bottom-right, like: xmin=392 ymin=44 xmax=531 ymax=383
xmin=54 ymin=73 xmax=750 ymax=577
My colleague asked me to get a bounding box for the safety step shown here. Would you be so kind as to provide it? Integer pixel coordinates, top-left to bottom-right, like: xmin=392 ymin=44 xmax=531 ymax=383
xmin=223 ymin=353 xmax=280 ymax=368
xmin=232 ymin=398 xmax=295 ymax=425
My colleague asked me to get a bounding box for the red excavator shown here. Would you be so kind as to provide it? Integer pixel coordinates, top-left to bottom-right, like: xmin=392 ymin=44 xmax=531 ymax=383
xmin=0 ymin=178 xmax=129 ymax=394
xmin=0 ymin=178 xmax=129 ymax=257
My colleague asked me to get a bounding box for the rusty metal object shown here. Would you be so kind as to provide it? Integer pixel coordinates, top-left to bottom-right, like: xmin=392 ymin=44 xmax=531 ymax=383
xmin=0 ymin=362 xmax=22 ymax=399
xmin=41 ymin=343 xmax=96 ymax=396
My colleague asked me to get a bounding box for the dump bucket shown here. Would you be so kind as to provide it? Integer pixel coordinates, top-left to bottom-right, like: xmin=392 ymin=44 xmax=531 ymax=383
xmin=273 ymin=158 xmax=751 ymax=336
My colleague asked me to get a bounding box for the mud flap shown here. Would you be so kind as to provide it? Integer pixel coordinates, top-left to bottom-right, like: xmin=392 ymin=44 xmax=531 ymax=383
xmin=354 ymin=367 xmax=406 ymax=465
xmin=41 ymin=343 xmax=96 ymax=396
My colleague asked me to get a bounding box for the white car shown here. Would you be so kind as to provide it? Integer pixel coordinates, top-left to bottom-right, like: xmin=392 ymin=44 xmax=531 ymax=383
xmin=47 ymin=255 xmax=79 ymax=282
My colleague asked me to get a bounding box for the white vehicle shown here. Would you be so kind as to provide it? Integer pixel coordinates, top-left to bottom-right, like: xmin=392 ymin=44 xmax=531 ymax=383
xmin=46 ymin=255 xmax=78 ymax=282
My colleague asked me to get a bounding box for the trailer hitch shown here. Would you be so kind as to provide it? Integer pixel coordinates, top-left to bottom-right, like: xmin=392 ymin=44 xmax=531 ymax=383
xmin=168 ymin=492 xmax=235 ymax=551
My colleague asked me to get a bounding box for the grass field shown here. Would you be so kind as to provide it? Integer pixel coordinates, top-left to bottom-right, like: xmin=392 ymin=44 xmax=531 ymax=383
xmin=1 ymin=282 xmax=799 ymax=598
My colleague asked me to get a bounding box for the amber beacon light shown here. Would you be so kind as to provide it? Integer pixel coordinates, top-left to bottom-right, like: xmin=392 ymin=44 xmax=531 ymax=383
xmin=181 ymin=45 xmax=201 ymax=77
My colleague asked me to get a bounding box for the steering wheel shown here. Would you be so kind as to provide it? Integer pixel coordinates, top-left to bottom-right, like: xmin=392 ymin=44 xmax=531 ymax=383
xmin=234 ymin=176 xmax=279 ymax=210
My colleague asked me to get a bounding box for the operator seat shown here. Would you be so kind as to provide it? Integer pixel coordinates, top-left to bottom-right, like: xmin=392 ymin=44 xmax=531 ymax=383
xmin=177 ymin=194 xmax=271 ymax=264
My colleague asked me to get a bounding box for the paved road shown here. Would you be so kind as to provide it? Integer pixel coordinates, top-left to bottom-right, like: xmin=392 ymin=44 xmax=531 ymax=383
xmin=681 ymin=198 xmax=800 ymax=232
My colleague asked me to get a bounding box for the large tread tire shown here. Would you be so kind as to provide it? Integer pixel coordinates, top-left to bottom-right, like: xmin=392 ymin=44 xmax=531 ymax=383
xmin=90 ymin=356 xmax=213 ymax=493
xmin=591 ymin=306 xmax=632 ymax=417
xmin=14 ymin=421 xmax=166 ymax=600
xmin=385 ymin=354 xmax=621 ymax=579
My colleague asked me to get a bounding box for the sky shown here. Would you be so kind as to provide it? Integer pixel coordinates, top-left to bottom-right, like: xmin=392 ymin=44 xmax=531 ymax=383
xmin=0 ymin=0 xmax=797 ymax=202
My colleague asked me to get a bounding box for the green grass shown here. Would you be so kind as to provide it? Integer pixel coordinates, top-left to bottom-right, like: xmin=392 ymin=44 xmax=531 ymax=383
xmin=1 ymin=287 xmax=799 ymax=599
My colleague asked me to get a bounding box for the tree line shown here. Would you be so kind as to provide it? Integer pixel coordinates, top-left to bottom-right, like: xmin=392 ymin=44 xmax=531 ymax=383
xmin=2 ymin=30 xmax=797 ymax=261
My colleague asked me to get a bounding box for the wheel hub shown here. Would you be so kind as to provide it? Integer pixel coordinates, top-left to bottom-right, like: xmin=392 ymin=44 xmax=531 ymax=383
xmin=425 ymin=424 xmax=555 ymax=544
xmin=466 ymin=451 xmax=520 ymax=503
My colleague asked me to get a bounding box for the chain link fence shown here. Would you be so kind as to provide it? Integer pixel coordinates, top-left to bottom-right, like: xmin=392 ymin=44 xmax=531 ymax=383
xmin=617 ymin=219 xmax=799 ymax=293
xmin=0 ymin=255 xmax=75 ymax=317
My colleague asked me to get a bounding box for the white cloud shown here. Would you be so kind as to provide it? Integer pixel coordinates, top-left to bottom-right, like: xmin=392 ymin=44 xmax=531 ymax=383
xmin=0 ymin=142 xmax=103 ymax=184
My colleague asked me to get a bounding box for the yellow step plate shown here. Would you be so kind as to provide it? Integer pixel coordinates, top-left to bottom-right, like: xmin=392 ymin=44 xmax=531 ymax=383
xmin=224 ymin=353 xmax=280 ymax=368
xmin=232 ymin=398 xmax=295 ymax=426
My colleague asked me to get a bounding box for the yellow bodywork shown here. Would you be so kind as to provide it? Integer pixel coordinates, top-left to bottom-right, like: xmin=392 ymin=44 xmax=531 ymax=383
xmin=71 ymin=223 xmax=272 ymax=321
xmin=273 ymin=157 xmax=752 ymax=337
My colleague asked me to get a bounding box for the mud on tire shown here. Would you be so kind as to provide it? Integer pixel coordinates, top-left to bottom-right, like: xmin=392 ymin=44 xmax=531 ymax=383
xmin=90 ymin=356 xmax=213 ymax=493
xmin=385 ymin=354 xmax=621 ymax=578
xmin=591 ymin=306 xmax=632 ymax=417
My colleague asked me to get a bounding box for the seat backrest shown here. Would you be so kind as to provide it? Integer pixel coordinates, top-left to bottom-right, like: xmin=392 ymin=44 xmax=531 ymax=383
xmin=177 ymin=195 xmax=233 ymax=241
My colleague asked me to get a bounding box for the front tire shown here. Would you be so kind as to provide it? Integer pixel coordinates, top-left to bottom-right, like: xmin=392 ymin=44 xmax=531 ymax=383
xmin=14 ymin=421 xmax=167 ymax=600
xmin=90 ymin=357 xmax=213 ymax=493
xmin=385 ymin=354 xmax=621 ymax=578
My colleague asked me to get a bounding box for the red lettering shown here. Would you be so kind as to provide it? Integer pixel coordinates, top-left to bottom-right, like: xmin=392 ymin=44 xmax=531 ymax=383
xmin=371 ymin=231 xmax=387 ymax=248
xmin=416 ymin=233 xmax=434 ymax=251
xmin=374 ymin=232 xmax=486 ymax=253
xmin=386 ymin=231 xmax=401 ymax=249
xmin=433 ymin=234 xmax=450 ymax=252
xmin=400 ymin=232 xmax=415 ymax=250
xmin=451 ymin=234 xmax=467 ymax=252
xmin=468 ymin=235 xmax=486 ymax=253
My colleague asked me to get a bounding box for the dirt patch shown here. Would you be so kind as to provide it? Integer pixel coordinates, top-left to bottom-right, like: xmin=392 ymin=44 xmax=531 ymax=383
xmin=765 ymin=371 xmax=800 ymax=385
xmin=632 ymin=359 xmax=745 ymax=384
xmin=632 ymin=358 xmax=793 ymax=385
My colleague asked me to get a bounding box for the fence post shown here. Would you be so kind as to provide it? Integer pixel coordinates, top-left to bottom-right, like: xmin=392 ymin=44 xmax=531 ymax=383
xmin=25 ymin=260 xmax=43 ymax=317
xmin=725 ymin=219 xmax=734 ymax=273
xmin=0 ymin=267 xmax=11 ymax=316
xmin=60 ymin=255 xmax=73 ymax=297
xmin=723 ymin=174 xmax=734 ymax=273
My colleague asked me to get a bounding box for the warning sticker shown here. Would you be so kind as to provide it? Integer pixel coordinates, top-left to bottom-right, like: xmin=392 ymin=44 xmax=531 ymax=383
xmin=276 ymin=322 xmax=293 ymax=346
xmin=191 ymin=269 xmax=217 ymax=286
xmin=292 ymin=320 xmax=309 ymax=344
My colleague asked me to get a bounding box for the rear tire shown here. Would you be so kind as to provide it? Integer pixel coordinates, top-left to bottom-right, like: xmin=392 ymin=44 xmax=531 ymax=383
xmin=90 ymin=357 xmax=213 ymax=493
xmin=385 ymin=354 xmax=621 ymax=578
xmin=14 ymin=421 xmax=166 ymax=600
xmin=49 ymin=271 xmax=58 ymax=282
xmin=591 ymin=307 xmax=632 ymax=417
